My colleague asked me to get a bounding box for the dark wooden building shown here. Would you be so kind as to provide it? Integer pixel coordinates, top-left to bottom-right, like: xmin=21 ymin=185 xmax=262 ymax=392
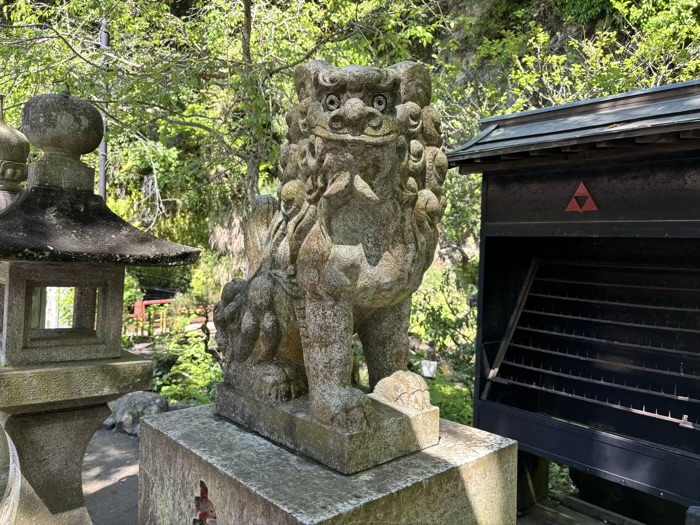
xmin=447 ymin=80 xmax=700 ymax=511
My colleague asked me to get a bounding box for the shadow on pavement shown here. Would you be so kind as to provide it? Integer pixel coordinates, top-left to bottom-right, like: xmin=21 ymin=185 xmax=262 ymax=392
xmin=83 ymin=429 xmax=139 ymax=525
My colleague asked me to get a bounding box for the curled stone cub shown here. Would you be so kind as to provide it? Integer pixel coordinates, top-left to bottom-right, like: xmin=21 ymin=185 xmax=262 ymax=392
xmin=213 ymin=60 xmax=447 ymax=432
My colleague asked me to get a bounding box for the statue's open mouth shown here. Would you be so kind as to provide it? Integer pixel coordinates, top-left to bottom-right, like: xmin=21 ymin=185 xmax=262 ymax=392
xmin=313 ymin=126 xmax=397 ymax=145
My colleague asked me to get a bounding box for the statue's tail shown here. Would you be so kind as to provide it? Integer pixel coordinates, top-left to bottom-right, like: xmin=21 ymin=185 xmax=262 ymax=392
xmin=245 ymin=195 xmax=278 ymax=277
xmin=213 ymin=278 xmax=248 ymax=365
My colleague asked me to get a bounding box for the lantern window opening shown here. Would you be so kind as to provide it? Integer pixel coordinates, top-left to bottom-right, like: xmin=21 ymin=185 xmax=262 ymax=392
xmin=25 ymin=282 xmax=103 ymax=343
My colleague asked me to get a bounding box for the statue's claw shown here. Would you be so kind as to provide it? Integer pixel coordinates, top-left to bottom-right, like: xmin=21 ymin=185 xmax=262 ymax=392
xmin=315 ymin=387 xmax=374 ymax=432
xmin=247 ymin=362 xmax=307 ymax=403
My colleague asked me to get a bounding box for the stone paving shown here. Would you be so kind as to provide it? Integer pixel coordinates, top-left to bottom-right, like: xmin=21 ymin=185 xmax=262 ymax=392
xmin=84 ymin=430 xmax=139 ymax=525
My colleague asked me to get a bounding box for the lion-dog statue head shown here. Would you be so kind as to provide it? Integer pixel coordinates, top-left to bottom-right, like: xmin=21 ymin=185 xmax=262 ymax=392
xmin=214 ymin=61 xmax=447 ymax=431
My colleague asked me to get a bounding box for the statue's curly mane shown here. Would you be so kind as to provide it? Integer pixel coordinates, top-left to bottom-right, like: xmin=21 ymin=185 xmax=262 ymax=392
xmin=274 ymin=61 xmax=448 ymax=269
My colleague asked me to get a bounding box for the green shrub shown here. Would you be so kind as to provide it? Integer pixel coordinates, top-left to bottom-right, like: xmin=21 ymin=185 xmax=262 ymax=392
xmin=411 ymin=267 xmax=477 ymax=384
xmin=152 ymin=331 xmax=222 ymax=405
xmin=549 ymin=463 xmax=577 ymax=499
xmin=428 ymin=378 xmax=473 ymax=425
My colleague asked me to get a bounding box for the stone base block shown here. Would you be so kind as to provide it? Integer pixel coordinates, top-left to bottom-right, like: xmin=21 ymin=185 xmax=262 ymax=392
xmin=14 ymin=478 xmax=93 ymax=525
xmin=0 ymin=350 xmax=153 ymax=414
xmin=216 ymin=383 xmax=439 ymax=474
xmin=139 ymin=406 xmax=517 ymax=525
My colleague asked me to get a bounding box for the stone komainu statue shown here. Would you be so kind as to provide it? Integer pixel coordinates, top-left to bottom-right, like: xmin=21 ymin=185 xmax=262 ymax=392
xmin=214 ymin=61 xmax=447 ymax=431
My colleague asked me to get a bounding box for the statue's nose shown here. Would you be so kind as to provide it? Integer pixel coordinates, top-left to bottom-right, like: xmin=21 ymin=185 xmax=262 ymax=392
xmin=329 ymin=98 xmax=367 ymax=132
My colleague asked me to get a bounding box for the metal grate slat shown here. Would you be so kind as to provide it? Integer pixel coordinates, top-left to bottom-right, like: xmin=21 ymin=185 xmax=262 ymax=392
xmin=485 ymin=260 xmax=700 ymax=456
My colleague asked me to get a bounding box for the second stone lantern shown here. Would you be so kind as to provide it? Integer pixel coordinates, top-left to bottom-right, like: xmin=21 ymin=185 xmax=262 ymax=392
xmin=0 ymin=94 xmax=199 ymax=525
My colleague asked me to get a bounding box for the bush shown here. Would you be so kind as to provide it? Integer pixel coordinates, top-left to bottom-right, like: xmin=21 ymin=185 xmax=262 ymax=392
xmin=152 ymin=331 xmax=222 ymax=405
xmin=410 ymin=267 xmax=477 ymax=385
xmin=549 ymin=463 xmax=576 ymax=499
xmin=428 ymin=378 xmax=473 ymax=425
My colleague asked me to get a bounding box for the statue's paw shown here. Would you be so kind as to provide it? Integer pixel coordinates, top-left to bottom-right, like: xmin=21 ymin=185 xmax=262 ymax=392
xmin=314 ymin=387 xmax=374 ymax=432
xmin=373 ymin=370 xmax=432 ymax=412
xmin=280 ymin=361 xmax=309 ymax=399
xmin=251 ymin=362 xmax=307 ymax=403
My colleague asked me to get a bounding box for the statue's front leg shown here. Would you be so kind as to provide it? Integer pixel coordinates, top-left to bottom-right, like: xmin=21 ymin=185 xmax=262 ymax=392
xmin=360 ymin=296 xmax=432 ymax=411
xmin=302 ymin=292 xmax=373 ymax=431
xmin=359 ymin=296 xmax=412 ymax=389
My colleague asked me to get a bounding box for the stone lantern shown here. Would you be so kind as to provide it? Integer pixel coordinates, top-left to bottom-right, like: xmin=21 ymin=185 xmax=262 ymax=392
xmin=0 ymin=96 xmax=30 ymax=208
xmin=0 ymin=94 xmax=199 ymax=525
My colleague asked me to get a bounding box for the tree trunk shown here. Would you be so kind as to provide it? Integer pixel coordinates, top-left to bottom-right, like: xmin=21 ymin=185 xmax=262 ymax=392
xmin=242 ymin=0 xmax=252 ymax=64
xmin=242 ymin=0 xmax=258 ymax=208
xmin=246 ymin=155 xmax=260 ymax=207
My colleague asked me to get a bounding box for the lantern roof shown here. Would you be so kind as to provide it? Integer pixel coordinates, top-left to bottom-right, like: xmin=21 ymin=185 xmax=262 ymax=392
xmin=0 ymin=185 xmax=198 ymax=265
xmin=0 ymin=93 xmax=199 ymax=266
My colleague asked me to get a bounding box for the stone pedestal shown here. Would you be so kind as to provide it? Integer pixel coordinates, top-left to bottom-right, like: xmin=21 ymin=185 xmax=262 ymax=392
xmin=216 ymin=383 xmax=439 ymax=474
xmin=139 ymin=406 xmax=518 ymax=525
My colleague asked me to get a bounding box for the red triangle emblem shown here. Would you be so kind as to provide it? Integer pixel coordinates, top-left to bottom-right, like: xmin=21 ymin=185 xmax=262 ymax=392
xmin=565 ymin=197 xmax=581 ymax=212
xmin=581 ymin=197 xmax=598 ymax=212
xmin=574 ymin=182 xmax=591 ymax=198
xmin=566 ymin=182 xmax=598 ymax=213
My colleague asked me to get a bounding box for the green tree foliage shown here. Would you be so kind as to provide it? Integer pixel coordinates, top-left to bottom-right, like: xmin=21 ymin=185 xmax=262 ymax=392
xmin=472 ymin=0 xmax=700 ymax=115
xmin=153 ymin=331 xmax=223 ymax=404
xmin=3 ymin=0 xmax=699 ymax=365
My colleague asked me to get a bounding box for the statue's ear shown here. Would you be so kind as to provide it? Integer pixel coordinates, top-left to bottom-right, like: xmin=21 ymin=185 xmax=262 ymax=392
xmin=389 ymin=62 xmax=431 ymax=108
xmin=294 ymin=61 xmax=334 ymax=101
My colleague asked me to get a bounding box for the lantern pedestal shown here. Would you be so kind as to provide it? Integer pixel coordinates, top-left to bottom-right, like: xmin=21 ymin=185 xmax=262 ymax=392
xmin=5 ymin=406 xmax=107 ymax=525
xmin=0 ymin=351 xmax=152 ymax=524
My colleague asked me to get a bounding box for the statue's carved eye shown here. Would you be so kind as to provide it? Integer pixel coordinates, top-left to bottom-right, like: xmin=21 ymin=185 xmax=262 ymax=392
xmin=325 ymin=94 xmax=341 ymax=111
xmin=373 ymin=95 xmax=387 ymax=112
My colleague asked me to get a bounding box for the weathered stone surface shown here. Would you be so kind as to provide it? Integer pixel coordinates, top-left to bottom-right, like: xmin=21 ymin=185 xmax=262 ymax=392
xmin=0 ymin=92 xmax=198 ymax=525
xmin=0 ymin=97 xmax=29 ymax=199
xmin=0 ymin=351 xmax=152 ymax=412
xmin=1 ymin=441 xmax=92 ymax=525
xmin=0 ymin=427 xmax=20 ymax=525
xmin=104 ymin=391 xmax=168 ymax=436
xmin=22 ymin=95 xmax=101 ymax=192
xmin=0 ymin=262 xmax=127 ymax=366
xmin=212 ymin=61 xmax=448 ymax=471
xmin=2 ymin=404 xmax=109 ymax=515
xmin=216 ymin=382 xmax=438 ymax=474
xmin=140 ymin=406 xmax=517 ymax=525
xmin=22 ymin=94 xmax=102 ymax=158
xmin=0 ymin=187 xmax=200 ymax=266
xmin=0 ymin=93 xmax=200 ymax=266
xmin=14 ymin=474 xmax=92 ymax=525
